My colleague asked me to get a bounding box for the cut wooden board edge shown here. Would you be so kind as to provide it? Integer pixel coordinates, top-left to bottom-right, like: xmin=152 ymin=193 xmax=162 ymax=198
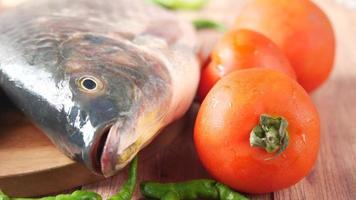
xmin=0 ymin=163 xmax=103 ymax=197
xmin=0 ymin=109 xmax=103 ymax=197
xmin=0 ymin=111 xmax=71 ymax=177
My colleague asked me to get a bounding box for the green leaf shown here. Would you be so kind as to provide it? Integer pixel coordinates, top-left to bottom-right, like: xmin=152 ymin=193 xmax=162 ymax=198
xmin=192 ymin=19 xmax=226 ymax=31
xmin=150 ymin=0 xmax=209 ymax=10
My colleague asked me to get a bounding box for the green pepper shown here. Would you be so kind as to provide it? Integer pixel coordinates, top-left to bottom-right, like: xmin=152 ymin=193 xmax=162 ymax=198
xmin=215 ymin=183 xmax=248 ymax=200
xmin=0 ymin=190 xmax=102 ymax=200
xmin=192 ymin=19 xmax=226 ymax=31
xmin=150 ymin=0 xmax=209 ymax=10
xmin=140 ymin=179 xmax=248 ymax=200
xmin=0 ymin=191 xmax=10 ymax=200
xmin=109 ymin=156 xmax=138 ymax=200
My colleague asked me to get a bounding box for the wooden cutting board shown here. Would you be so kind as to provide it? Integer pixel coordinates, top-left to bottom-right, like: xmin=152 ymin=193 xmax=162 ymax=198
xmin=0 ymin=107 xmax=102 ymax=197
xmin=1 ymin=0 xmax=356 ymax=199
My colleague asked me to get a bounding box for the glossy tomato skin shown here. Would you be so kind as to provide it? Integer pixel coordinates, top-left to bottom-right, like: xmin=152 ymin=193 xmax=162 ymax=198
xmin=198 ymin=29 xmax=296 ymax=101
xmin=194 ymin=69 xmax=320 ymax=193
xmin=234 ymin=0 xmax=335 ymax=92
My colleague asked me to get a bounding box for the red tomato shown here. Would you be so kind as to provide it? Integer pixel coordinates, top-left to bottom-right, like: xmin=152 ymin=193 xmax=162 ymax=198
xmin=234 ymin=0 xmax=335 ymax=92
xmin=198 ymin=29 xmax=296 ymax=101
xmin=195 ymin=69 xmax=320 ymax=193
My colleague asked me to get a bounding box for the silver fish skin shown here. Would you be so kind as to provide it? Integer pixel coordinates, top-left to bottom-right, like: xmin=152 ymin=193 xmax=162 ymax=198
xmin=0 ymin=0 xmax=199 ymax=177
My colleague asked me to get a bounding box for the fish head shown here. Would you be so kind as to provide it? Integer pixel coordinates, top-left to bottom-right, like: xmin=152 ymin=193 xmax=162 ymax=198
xmin=61 ymin=33 xmax=171 ymax=176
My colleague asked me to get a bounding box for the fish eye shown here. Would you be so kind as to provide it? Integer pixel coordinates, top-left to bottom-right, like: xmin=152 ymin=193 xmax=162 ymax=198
xmin=78 ymin=76 xmax=103 ymax=92
xmin=82 ymin=78 xmax=96 ymax=90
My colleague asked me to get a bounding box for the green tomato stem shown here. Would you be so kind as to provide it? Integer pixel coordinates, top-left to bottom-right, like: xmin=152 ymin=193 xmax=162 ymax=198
xmin=250 ymin=114 xmax=289 ymax=157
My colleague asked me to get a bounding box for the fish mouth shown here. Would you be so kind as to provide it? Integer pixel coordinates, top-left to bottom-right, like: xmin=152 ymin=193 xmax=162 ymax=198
xmin=91 ymin=121 xmax=139 ymax=177
xmin=91 ymin=125 xmax=111 ymax=175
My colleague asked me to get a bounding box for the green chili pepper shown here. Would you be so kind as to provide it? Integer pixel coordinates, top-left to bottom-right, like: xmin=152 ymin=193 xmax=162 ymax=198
xmin=140 ymin=179 xmax=249 ymax=200
xmin=109 ymin=156 xmax=138 ymax=200
xmin=192 ymin=19 xmax=226 ymax=32
xmin=215 ymin=183 xmax=249 ymax=200
xmin=150 ymin=0 xmax=209 ymax=10
xmin=0 ymin=190 xmax=102 ymax=200
xmin=0 ymin=191 xmax=10 ymax=200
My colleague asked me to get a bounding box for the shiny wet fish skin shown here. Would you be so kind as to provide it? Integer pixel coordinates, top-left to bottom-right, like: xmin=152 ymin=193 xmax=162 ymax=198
xmin=0 ymin=0 xmax=199 ymax=176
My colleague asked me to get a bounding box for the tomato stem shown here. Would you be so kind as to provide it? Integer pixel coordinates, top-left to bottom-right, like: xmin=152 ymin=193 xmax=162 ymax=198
xmin=250 ymin=114 xmax=289 ymax=157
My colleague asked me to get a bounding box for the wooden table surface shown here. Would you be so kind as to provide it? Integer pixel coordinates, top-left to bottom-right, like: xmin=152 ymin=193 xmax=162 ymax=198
xmin=83 ymin=0 xmax=356 ymax=199
xmin=0 ymin=0 xmax=355 ymax=199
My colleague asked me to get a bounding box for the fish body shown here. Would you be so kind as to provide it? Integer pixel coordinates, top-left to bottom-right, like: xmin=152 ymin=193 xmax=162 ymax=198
xmin=0 ymin=0 xmax=199 ymax=176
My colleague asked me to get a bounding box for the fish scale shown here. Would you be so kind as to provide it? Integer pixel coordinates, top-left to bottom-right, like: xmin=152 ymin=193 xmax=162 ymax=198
xmin=0 ymin=0 xmax=199 ymax=176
